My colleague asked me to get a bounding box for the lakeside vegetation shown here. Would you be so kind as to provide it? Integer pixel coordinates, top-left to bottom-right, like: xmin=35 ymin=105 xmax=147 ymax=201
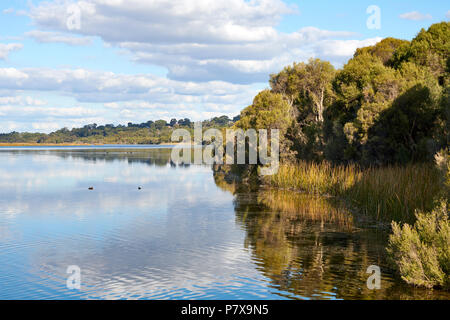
xmin=265 ymin=162 xmax=441 ymax=223
xmin=226 ymin=22 xmax=449 ymax=290
xmin=234 ymin=23 xmax=449 ymax=167
xmin=213 ymin=172 xmax=449 ymax=299
xmin=387 ymin=201 xmax=449 ymax=290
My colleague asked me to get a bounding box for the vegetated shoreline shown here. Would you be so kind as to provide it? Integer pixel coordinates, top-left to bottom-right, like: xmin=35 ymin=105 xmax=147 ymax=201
xmin=0 ymin=142 xmax=103 ymax=146
xmin=264 ymin=161 xmax=442 ymax=224
xmin=0 ymin=142 xmax=184 ymax=147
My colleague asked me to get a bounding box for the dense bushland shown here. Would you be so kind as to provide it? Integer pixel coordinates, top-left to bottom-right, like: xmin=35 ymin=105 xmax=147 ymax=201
xmin=235 ymin=23 xmax=449 ymax=166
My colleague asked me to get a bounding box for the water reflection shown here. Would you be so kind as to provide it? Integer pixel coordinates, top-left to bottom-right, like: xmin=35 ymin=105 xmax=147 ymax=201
xmin=0 ymin=148 xmax=271 ymax=300
xmin=3 ymin=147 xmax=176 ymax=167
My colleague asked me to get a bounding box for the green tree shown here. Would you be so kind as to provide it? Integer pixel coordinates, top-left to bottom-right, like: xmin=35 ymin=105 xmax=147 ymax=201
xmin=355 ymin=37 xmax=410 ymax=66
xmin=392 ymin=22 xmax=450 ymax=85
xmin=154 ymin=120 xmax=167 ymax=130
xmin=236 ymin=89 xmax=294 ymax=161
xmin=271 ymin=58 xmax=335 ymax=123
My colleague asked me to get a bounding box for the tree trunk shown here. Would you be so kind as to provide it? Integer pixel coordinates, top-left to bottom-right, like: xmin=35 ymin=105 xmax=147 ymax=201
xmin=318 ymin=88 xmax=324 ymax=123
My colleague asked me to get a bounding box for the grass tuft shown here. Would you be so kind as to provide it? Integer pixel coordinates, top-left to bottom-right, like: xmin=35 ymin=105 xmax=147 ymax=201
xmin=264 ymin=161 xmax=441 ymax=222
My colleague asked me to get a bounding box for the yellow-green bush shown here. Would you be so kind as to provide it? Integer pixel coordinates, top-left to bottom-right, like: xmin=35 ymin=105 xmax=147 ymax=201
xmin=387 ymin=202 xmax=450 ymax=289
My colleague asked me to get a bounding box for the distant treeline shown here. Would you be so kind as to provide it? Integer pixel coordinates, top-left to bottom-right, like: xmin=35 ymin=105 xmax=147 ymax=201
xmin=0 ymin=115 xmax=240 ymax=145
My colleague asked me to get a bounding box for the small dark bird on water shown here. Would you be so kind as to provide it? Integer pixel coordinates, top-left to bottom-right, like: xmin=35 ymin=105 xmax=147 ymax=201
xmin=88 ymin=187 xmax=94 ymax=190
xmin=138 ymin=187 xmax=142 ymax=190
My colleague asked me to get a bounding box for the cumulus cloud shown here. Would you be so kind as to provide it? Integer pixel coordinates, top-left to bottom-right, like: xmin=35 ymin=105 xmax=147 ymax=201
xmin=29 ymin=0 xmax=292 ymax=44
xmin=0 ymin=66 xmax=260 ymax=128
xmin=446 ymin=10 xmax=450 ymax=20
xmin=0 ymin=102 xmax=109 ymax=133
xmin=0 ymin=67 xmax=256 ymax=103
xmin=27 ymin=0 xmax=380 ymax=84
xmin=25 ymin=30 xmax=93 ymax=46
xmin=0 ymin=43 xmax=23 ymax=60
xmin=399 ymin=11 xmax=432 ymax=21
xmin=1 ymin=0 xmax=388 ymax=131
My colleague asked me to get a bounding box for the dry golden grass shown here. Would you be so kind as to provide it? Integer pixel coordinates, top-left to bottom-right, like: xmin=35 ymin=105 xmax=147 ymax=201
xmin=264 ymin=161 xmax=441 ymax=222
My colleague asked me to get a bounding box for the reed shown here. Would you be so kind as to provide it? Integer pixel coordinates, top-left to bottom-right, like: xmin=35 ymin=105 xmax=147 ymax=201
xmin=264 ymin=161 xmax=441 ymax=222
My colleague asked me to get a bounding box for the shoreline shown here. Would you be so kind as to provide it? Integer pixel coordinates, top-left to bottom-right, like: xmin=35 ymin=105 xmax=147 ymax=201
xmin=0 ymin=143 xmax=104 ymax=147
xmin=0 ymin=142 xmax=186 ymax=147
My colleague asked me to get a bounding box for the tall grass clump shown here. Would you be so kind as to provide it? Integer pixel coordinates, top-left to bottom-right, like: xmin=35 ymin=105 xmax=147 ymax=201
xmin=386 ymin=149 xmax=450 ymax=290
xmin=265 ymin=160 xmax=359 ymax=195
xmin=264 ymin=161 xmax=441 ymax=222
xmin=344 ymin=164 xmax=441 ymax=222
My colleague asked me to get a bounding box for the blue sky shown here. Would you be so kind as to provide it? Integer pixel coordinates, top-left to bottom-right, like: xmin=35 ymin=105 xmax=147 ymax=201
xmin=0 ymin=0 xmax=448 ymax=132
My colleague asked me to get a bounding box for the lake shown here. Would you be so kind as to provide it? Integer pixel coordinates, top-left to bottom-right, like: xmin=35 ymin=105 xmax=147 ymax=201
xmin=0 ymin=146 xmax=448 ymax=300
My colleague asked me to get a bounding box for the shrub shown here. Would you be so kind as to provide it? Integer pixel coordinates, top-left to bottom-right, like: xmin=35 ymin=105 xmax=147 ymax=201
xmin=387 ymin=201 xmax=450 ymax=289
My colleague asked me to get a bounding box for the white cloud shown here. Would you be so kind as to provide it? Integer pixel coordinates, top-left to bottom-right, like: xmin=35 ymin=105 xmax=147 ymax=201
xmin=31 ymin=122 xmax=65 ymax=132
xmin=29 ymin=0 xmax=292 ymax=44
xmin=0 ymin=43 xmax=23 ymax=60
xmin=103 ymin=102 xmax=119 ymax=109
xmin=0 ymin=67 xmax=256 ymax=103
xmin=25 ymin=30 xmax=93 ymax=46
xmin=0 ymin=96 xmax=47 ymax=106
xmin=0 ymin=66 xmax=261 ymax=129
xmin=0 ymin=0 xmax=388 ymax=131
xmin=446 ymin=10 xmax=450 ymax=20
xmin=0 ymin=103 xmax=108 ymax=133
xmin=0 ymin=105 xmax=100 ymax=118
xmin=2 ymin=8 xmax=15 ymax=14
xmin=399 ymin=11 xmax=432 ymax=21
xmin=27 ymin=0 xmax=378 ymax=84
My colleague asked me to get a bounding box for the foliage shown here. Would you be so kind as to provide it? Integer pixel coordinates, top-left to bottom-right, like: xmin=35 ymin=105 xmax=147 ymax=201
xmin=326 ymin=22 xmax=448 ymax=164
xmin=355 ymin=37 xmax=410 ymax=66
xmin=393 ymin=22 xmax=450 ymax=85
xmin=387 ymin=202 xmax=450 ymax=289
xmin=270 ymin=58 xmax=336 ymax=161
xmin=235 ymin=89 xmax=294 ymax=161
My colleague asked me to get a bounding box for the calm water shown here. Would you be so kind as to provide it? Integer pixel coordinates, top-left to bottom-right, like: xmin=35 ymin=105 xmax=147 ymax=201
xmin=0 ymin=147 xmax=448 ymax=300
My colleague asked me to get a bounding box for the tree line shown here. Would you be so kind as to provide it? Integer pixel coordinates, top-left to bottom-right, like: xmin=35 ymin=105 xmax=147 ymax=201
xmin=0 ymin=115 xmax=238 ymax=145
xmin=235 ymin=22 xmax=449 ymax=166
